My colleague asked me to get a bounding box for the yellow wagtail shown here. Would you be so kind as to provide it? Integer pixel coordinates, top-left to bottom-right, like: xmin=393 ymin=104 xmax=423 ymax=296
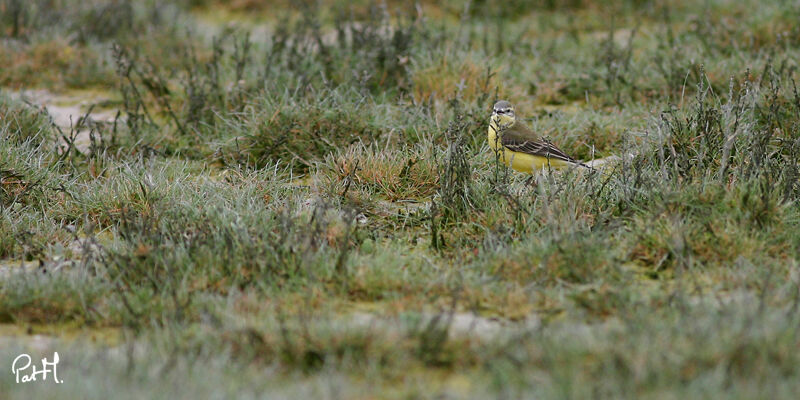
xmin=488 ymin=100 xmax=590 ymax=173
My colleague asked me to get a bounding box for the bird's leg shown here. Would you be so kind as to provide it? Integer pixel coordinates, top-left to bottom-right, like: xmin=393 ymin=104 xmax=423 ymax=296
xmin=524 ymin=174 xmax=536 ymax=187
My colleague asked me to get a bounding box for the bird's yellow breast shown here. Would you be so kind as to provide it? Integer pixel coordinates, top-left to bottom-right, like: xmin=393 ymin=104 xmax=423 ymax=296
xmin=487 ymin=117 xmax=571 ymax=173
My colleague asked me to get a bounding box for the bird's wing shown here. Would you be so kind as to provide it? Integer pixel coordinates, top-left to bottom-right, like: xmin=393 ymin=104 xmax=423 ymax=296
xmin=501 ymin=122 xmax=579 ymax=164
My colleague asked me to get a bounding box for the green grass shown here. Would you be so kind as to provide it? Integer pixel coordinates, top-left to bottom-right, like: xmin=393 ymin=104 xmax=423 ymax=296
xmin=3 ymin=0 xmax=800 ymax=398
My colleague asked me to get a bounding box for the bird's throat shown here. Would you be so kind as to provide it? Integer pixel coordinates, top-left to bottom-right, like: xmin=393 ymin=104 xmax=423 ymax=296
xmin=488 ymin=114 xmax=515 ymax=151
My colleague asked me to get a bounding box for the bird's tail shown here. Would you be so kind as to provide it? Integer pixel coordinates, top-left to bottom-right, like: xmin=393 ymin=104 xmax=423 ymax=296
xmin=579 ymin=153 xmax=635 ymax=170
xmin=575 ymin=153 xmax=634 ymax=171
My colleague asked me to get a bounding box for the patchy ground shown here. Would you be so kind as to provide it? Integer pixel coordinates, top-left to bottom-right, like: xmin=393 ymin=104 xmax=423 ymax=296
xmin=3 ymin=0 xmax=800 ymax=398
xmin=9 ymin=89 xmax=119 ymax=152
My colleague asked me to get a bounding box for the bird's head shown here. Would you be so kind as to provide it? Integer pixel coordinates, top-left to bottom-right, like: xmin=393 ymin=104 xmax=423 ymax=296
xmin=491 ymin=100 xmax=516 ymax=129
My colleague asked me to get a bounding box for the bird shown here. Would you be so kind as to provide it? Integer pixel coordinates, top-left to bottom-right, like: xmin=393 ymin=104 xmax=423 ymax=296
xmin=488 ymin=100 xmax=590 ymax=173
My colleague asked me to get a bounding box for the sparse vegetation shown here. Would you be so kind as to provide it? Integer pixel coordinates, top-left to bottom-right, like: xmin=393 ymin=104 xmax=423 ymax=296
xmin=3 ymin=0 xmax=800 ymax=398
